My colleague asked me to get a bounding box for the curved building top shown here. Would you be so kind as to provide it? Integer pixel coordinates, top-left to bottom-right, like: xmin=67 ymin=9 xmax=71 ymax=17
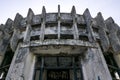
xmin=0 ymin=5 xmax=120 ymax=55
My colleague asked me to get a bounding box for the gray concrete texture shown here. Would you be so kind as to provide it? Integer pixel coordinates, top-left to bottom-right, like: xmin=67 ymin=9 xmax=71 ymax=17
xmin=0 ymin=5 xmax=119 ymax=80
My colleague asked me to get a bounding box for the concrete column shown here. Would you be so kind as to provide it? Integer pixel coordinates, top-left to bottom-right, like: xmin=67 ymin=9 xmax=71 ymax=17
xmin=6 ymin=44 xmax=30 ymax=80
xmin=58 ymin=5 xmax=61 ymax=40
xmin=81 ymin=47 xmax=112 ymax=80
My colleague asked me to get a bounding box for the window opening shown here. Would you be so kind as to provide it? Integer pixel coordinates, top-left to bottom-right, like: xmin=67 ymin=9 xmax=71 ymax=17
xmin=60 ymin=34 xmax=74 ymax=39
xmin=79 ymin=35 xmax=89 ymax=41
xmin=92 ymin=27 xmax=98 ymax=33
xmin=77 ymin=24 xmax=86 ymax=29
xmin=61 ymin=23 xmax=72 ymax=28
xmin=44 ymin=34 xmax=58 ymax=39
xmin=30 ymin=35 xmax=40 ymax=41
xmin=32 ymin=24 xmax=41 ymax=31
xmin=18 ymin=38 xmax=23 ymax=43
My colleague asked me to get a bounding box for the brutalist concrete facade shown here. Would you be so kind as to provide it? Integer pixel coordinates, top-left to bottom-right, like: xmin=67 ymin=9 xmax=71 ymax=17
xmin=0 ymin=5 xmax=120 ymax=80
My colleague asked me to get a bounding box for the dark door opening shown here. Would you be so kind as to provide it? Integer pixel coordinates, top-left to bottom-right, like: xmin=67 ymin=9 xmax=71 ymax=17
xmin=47 ymin=69 xmax=69 ymax=80
xmin=34 ymin=56 xmax=83 ymax=80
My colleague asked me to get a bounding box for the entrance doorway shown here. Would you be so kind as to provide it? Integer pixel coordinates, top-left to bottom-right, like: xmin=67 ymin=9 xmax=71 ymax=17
xmin=34 ymin=56 xmax=83 ymax=80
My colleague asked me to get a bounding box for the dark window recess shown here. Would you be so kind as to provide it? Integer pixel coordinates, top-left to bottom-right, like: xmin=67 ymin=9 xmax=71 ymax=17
xmin=97 ymin=39 xmax=104 ymax=52
xmin=60 ymin=34 xmax=73 ymax=39
xmin=31 ymin=24 xmax=41 ymax=31
xmin=92 ymin=27 xmax=98 ymax=33
xmin=20 ymin=27 xmax=26 ymax=32
xmin=46 ymin=23 xmax=57 ymax=27
xmin=104 ymin=53 xmax=120 ymax=79
xmin=44 ymin=34 xmax=58 ymax=39
xmin=0 ymin=46 xmax=14 ymax=80
xmin=18 ymin=38 xmax=23 ymax=42
xmin=79 ymin=35 xmax=89 ymax=41
xmin=41 ymin=18 xmax=44 ymax=22
xmin=30 ymin=36 xmax=40 ymax=41
xmin=106 ymin=31 xmax=109 ymax=36
xmin=77 ymin=24 xmax=86 ymax=29
xmin=61 ymin=23 xmax=72 ymax=28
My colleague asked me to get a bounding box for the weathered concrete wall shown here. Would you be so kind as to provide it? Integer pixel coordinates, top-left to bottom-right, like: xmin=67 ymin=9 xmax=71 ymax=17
xmin=24 ymin=52 xmax=36 ymax=80
xmin=0 ymin=19 xmax=13 ymax=65
xmin=0 ymin=5 xmax=119 ymax=80
xmin=81 ymin=44 xmax=112 ymax=80
xmin=105 ymin=17 xmax=120 ymax=54
xmin=6 ymin=44 xmax=30 ymax=80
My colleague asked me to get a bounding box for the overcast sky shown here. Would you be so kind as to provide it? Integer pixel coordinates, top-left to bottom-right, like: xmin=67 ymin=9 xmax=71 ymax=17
xmin=0 ymin=0 xmax=120 ymax=25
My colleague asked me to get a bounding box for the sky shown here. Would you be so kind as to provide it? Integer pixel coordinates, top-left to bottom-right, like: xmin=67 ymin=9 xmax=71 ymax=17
xmin=0 ymin=0 xmax=120 ymax=25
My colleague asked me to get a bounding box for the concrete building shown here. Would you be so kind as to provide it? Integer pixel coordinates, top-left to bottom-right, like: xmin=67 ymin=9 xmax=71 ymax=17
xmin=0 ymin=5 xmax=120 ymax=80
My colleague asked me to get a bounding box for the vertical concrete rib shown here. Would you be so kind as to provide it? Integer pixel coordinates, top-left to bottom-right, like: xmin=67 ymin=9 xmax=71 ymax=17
xmin=40 ymin=6 xmax=46 ymax=41
xmin=71 ymin=6 xmax=79 ymax=39
xmin=23 ymin=8 xmax=34 ymax=45
xmin=10 ymin=13 xmax=23 ymax=51
xmin=83 ymin=9 xmax=95 ymax=42
xmin=95 ymin=12 xmax=110 ymax=52
xmin=58 ymin=5 xmax=61 ymax=40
